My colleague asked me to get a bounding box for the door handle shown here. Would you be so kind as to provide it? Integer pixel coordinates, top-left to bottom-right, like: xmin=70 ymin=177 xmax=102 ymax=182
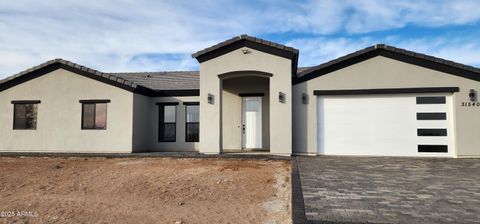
xmin=242 ymin=124 xmax=245 ymax=134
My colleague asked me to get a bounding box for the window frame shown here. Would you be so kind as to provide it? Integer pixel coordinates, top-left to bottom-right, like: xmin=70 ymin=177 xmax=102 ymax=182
xmin=157 ymin=102 xmax=179 ymax=142
xmin=184 ymin=102 xmax=200 ymax=142
xmin=80 ymin=99 xmax=110 ymax=130
xmin=11 ymin=100 xmax=41 ymax=130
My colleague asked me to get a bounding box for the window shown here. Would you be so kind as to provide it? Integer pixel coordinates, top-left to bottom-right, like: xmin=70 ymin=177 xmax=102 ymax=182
xmin=12 ymin=100 xmax=40 ymax=130
xmin=418 ymin=145 xmax=448 ymax=153
xmin=158 ymin=103 xmax=178 ymax=142
xmin=416 ymin=112 xmax=447 ymax=120
xmin=416 ymin=96 xmax=446 ymax=104
xmin=185 ymin=102 xmax=199 ymax=142
xmin=417 ymin=129 xmax=447 ymax=136
xmin=80 ymin=100 xmax=110 ymax=130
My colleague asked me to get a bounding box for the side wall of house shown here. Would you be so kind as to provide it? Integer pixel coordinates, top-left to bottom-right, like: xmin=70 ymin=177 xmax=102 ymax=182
xmin=0 ymin=68 xmax=134 ymax=153
xmin=132 ymin=95 xmax=200 ymax=152
xmin=292 ymin=56 xmax=480 ymax=157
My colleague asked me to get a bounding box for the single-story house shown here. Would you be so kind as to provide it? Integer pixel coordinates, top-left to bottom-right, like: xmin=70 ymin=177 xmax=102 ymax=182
xmin=1 ymin=35 xmax=479 ymax=158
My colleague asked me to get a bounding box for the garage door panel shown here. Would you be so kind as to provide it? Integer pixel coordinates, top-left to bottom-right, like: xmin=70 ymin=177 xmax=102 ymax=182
xmin=317 ymin=94 xmax=454 ymax=157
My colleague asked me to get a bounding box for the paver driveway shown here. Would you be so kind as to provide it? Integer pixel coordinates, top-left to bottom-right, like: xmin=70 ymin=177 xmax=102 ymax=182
xmin=296 ymin=156 xmax=480 ymax=224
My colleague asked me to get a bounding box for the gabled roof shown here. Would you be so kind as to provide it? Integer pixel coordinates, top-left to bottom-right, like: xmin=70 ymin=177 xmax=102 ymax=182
xmin=192 ymin=35 xmax=299 ymax=77
xmin=0 ymin=59 xmax=199 ymax=96
xmin=0 ymin=58 xmax=144 ymax=92
xmin=294 ymin=44 xmax=480 ymax=84
xmin=192 ymin=34 xmax=299 ymax=61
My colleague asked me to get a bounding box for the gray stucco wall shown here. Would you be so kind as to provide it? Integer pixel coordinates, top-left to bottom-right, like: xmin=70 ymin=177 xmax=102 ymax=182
xmin=293 ymin=56 xmax=480 ymax=157
xmin=132 ymin=94 xmax=200 ymax=152
xmin=0 ymin=68 xmax=134 ymax=153
xmin=222 ymin=76 xmax=270 ymax=150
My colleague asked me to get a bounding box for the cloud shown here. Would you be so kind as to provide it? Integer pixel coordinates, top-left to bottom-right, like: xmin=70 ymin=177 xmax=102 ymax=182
xmin=0 ymin=0 xmax=479 ymax=78
xmin=289 ymin=33 xmax=480 ymax=68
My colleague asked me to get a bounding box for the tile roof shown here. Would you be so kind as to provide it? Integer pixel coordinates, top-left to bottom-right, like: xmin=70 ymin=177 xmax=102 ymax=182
xmin=108 ymin=71 xmax=199 ymax=91
xmin=0 ymin=58 xmax=138 ymax=89
xmin=192 ymin=34 xmax=299 ymax=59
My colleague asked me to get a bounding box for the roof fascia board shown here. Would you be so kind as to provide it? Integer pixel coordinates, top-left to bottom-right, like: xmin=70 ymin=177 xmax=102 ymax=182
xmin=314 ymin=87 xmax=460 ymax=96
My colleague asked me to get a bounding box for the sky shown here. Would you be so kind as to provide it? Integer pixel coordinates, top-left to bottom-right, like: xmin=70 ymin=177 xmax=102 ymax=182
xmin=1 ymin=0 xmax=480 ymax=78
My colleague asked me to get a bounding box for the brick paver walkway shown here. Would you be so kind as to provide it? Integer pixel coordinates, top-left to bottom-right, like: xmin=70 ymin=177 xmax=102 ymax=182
xmin=296 ymin=156 xmax=480 ymax=224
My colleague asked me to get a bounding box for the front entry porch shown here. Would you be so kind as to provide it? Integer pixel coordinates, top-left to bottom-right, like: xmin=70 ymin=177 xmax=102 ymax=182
xmin=220 ymin=74 xmax=270 ymax=153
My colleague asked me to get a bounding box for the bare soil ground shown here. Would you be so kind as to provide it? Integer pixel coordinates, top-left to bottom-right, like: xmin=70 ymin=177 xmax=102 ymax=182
xmin=0 ymin=157 xmax=291 ymax=224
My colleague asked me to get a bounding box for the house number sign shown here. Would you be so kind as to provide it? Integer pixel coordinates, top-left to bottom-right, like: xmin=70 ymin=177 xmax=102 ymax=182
xmin=461 ymin=102 xmax=480 ymax=107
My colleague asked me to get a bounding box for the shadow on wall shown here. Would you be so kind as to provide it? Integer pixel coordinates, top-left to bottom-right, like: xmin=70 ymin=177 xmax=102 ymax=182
xmin=221 ymin=76 xmax=270 ymax=151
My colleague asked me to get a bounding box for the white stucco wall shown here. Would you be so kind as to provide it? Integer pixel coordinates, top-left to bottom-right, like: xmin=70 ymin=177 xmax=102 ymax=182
xmin=0 ymin=68 xmax=134 ymax=153
xmin=293 ymin=56 xmax=480 ymax=157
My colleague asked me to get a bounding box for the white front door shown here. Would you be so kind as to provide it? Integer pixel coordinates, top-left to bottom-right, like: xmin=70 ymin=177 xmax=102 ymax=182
xmin=242 ymin=97 xmax=262 ymax=149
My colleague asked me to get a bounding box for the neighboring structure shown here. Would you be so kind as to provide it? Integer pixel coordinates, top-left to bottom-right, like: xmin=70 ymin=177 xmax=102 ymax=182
xmin=1 ymin=35 xmax=479 ymax=157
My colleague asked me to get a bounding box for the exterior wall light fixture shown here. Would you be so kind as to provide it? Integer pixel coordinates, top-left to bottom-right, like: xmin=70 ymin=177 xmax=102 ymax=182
xmin=302 ymin=93 xmax=308 ymax=104
xmin=208 ymin=94 xmax=214 ymax=104
xmin=242 ymin=49 xmax=251 ymax=54
xmin=469 ymin=89 xmax=477 ymax=102
xmin=279 ymin=92 xmax=286 ymax=103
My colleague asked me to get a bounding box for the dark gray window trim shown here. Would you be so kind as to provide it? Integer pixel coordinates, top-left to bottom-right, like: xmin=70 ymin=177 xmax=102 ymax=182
xmin=314 ymin=87 xmax=459 ymax=96
xmin=156 ymin=102 xmax=179 ymax=106
xmin=183 ymin=102 xmax=200 ymax=105
xmin=79 ymin=99 xmax=111 ymax=104
xmin=81 ymin=102 xmax=108 ymax=130
xmin=11 ymin=100 xmax=41 ymax=104
xmin=239 ymin=93 xmax=265 ymax=97
xmin=158 ymin=104 xmax=177 ymax=142
xmin=185 ymin=104 xmax=200 ymax=142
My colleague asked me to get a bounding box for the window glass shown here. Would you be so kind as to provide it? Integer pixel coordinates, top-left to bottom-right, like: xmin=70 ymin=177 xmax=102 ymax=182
xmin=159 ymin=104 xmax=176 ymax=142
xmin=14 ymin=104 xmax=38 ymax=130
xmin=162 ymin=123 xmax=176 ymax=142
xmin=185 ymin=105 xmax=199 ymax=142
xmin=186 ymin=105 xmax=199 ymax=122
xmin=246 ymin=99 xmax=260 ymax=112
xmin=95 ymin=103 xmax=107 ymax=129
xmin=82 ymin=103 xmax=107 ymax=129
xmin=82 ymin=104 xmax=95 ymax=129
xmin=164 ymin=106 xmax=176 ymax=122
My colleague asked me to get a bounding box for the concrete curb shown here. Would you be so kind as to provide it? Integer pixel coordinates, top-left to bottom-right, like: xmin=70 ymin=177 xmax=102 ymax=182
xmin=292 ymin=157 xmax=307 ymax=224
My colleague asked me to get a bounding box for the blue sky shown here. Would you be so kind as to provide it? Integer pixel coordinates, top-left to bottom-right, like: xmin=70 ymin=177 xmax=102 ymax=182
xmin=1 ymin=0 xmax=480 ymax=78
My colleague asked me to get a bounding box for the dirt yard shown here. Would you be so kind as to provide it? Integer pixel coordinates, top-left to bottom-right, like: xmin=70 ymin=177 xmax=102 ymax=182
xmin=0 ymin=156 xmax=291 ymax=224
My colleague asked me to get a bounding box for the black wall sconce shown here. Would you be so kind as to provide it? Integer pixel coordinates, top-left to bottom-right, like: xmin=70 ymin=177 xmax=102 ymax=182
xmin=469 ymin=89 xmax=477 ymax=102
xmin=302 ymin=93 xmax=308 ymax=104
xmin=208 ymin=93 xmax=214 ymax=104
xmin=279 ymin=92 xmax=286 ymax=103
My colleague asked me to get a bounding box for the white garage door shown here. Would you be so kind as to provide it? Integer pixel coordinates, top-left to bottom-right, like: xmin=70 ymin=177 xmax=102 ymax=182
xmin=317 ymin=94 xmax=454 ymax=157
